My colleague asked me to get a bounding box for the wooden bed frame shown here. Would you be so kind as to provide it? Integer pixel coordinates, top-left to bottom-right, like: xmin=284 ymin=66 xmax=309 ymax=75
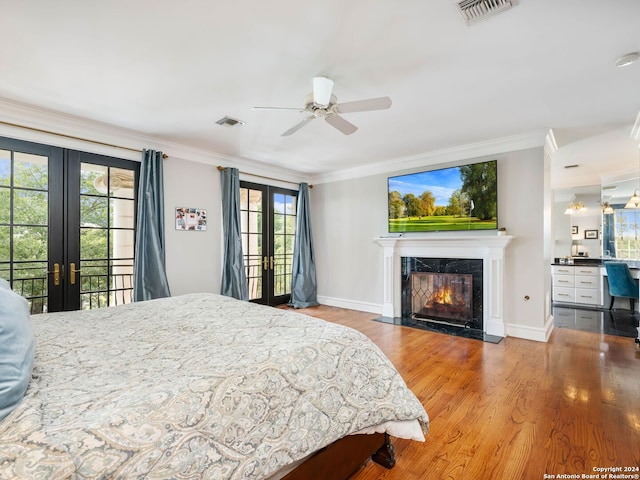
xmin=282 ymin=433 xmax=396 ymax=480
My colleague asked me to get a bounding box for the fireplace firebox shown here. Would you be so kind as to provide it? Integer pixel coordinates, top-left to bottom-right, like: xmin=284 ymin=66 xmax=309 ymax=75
xmin=411 ymin=272 xmax=473 ymax=324
xmin=402 ymin=257 xmax=483 ymax=330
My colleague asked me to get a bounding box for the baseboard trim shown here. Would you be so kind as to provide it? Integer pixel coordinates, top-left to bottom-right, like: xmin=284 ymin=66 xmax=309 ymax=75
xmin=316 ymin=296 xmax=382 ymax=315
xmin=505 ymin=315 xmax=554 ymax=342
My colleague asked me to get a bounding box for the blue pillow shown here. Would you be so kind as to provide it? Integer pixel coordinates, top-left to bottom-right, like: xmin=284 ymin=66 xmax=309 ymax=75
xmin=0 ymin=278 xmax=10 ymax=290
xmin=0 ymin=287 xmax=34 ymax=422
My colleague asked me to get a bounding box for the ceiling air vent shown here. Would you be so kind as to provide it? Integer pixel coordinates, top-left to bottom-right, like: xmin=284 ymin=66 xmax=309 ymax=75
xmin=215 ymin=116 xmax=246 ymax=128
xmin=455 ymin=0 xmax=513 ymax=25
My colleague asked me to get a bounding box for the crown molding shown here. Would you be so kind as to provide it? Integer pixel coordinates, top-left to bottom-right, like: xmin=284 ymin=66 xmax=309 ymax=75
xmin=309 ymin=129 xmax=548 ymax=184
xmin=0 ymin=97 xmax=309 ymax=185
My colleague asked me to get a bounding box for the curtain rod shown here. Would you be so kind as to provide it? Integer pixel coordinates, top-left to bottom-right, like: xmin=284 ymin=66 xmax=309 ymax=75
xmin=0 ymin=120 xmax=168 ymax=159
xmin=217 ymin=165 xmax=312 ymax=188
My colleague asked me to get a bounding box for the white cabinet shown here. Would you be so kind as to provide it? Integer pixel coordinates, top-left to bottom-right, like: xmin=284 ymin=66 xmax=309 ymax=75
xmin=552 ymin=265 xmax=601 ymax=306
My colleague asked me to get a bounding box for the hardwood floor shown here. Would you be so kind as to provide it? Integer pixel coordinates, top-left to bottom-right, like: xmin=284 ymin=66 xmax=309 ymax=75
xmin=285 ymin=305 xmax=640 ymax=480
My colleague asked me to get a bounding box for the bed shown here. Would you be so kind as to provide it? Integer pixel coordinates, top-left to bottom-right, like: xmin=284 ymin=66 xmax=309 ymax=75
xmin=0 ymin=293 xmax=429 ymax=479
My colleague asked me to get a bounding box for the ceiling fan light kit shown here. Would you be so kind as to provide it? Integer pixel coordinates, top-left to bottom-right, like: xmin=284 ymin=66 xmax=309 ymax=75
xmin=253 ymin=77 xmax=392 ymax=137
xmin=312 ymin=77 xmax=334 ymax=107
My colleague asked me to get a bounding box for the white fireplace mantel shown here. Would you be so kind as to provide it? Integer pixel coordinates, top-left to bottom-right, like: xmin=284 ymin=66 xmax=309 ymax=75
xmin=374 ymin=235 xmax=514 ymax=337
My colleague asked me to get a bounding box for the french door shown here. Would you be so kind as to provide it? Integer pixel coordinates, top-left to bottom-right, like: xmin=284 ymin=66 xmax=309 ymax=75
xmin=239 ymin=182 xmax=297 ymax=306
xmin=0 ymin=136 xmax=139 ymax=313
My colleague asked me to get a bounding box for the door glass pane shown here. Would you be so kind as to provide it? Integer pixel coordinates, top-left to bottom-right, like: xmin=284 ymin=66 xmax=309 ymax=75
xmin=110 ymin=198 xmax=135 ymax=228
xmin=273 ymin=193 xmax=285 ymax=214
xmin=80 ymin=164 xmax=108 ymax=195
xmin=14 ymin=189 xmax=47 ymax=225
xmin=14 ymin=226 xmax=47 ymax=260
xmin=274 ymin=212 xmax=284 ymax=235
xmin=249 ymin=211 xmax=261 ymax=233
xmin=0 ymin=226 xmax=9 ymax=262
xmin=110 ymin=229 xmax=134 ymax=258
xmin=0 ymin=150 xmax=10 ymax=186
xmin=241 ymin=210 xmax=248 ymax=232
xmin=287 ymin=196 xmax=296 ymax=215
xmin=0 ymin=188 xmax=9 ymax=223
xmin=81 ymin=195 xmax=108 ymax=227
xmin=110 ymin=168 xmax=135 ymax=199
xmin=14 ymin=152 xmax=48 ymax=190
xmin=81 ymin=227 xmax=108 ymax=259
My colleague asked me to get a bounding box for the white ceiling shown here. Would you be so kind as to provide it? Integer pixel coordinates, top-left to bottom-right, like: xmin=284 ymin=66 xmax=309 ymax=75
xmin=1 ymin=1 xmax=640 ymax=185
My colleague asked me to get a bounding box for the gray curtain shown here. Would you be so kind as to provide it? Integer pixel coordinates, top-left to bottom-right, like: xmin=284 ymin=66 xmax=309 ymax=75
xmin=220 ymin=168 xmax=249 ymax=300
xmin=289 ymin=183 xmax=318 ymax=308
xmin=133 ymin=149 xmax=171 ymax=301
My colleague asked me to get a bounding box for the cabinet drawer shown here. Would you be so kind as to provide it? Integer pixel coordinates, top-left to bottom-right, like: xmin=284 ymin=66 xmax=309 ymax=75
xmin=553 ymin=287 xmax=576 ymax=303
xmin=574 ymin=266 xmax=599 ymax=276
xmin=575 ymin=288 xmax=599 ymax=305
xmin=552 ymin=266 xmax=574 ymax=275
xmin=553 ymin=274 xmax=575 ymax=287
xmin=575 ymin=275 xmax=598 ymax=289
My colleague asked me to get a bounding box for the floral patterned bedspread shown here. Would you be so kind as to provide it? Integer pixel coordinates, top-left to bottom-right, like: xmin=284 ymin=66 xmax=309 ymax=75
xmin=0 ymin=293 xmax=428 ymax=479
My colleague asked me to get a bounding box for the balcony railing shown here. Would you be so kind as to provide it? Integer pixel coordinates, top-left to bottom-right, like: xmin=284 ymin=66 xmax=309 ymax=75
xmin=9 ymin=273 xmax=134 ymax=314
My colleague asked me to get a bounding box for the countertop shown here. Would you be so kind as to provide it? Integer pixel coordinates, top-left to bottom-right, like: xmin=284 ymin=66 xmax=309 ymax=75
xmin=552 ymin=258 xmax=640 ymax=268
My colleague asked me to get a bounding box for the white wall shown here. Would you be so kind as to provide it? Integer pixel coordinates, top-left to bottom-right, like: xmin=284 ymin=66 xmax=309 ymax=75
xmin=311 ymin=175 xmax=387 ymax=312
xmin=311 ymin=147 xmax=552 ymax=340
xmin=500 ymin=148 xmax=552 ymax=339
xmin=163 ymin=158 xmax=222 ymax=296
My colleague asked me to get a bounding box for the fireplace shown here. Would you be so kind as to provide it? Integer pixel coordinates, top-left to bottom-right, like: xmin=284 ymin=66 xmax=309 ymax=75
xmin=374 ymin=235 xmax=513 ymax=337
xmin=402 ymin=257 xmax=483 ymax=329
xmin=411 ymin=272 xmax=473 ymax=324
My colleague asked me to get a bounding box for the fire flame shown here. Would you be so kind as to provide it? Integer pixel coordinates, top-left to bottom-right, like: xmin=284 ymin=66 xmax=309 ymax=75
xmin=427 ymin=287 xmax=453 ymax=305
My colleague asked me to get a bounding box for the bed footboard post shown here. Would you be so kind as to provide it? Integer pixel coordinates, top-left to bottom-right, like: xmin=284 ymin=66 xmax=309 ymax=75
xmin=371 ymin=433 xmax=396 ymax=469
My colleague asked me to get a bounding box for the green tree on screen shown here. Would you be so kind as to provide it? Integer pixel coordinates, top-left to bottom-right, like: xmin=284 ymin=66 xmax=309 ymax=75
xmin=459 ymin=162 xmax=497 ymax=221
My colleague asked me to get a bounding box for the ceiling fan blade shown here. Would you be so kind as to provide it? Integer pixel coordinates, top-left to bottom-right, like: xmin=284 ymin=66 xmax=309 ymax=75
xmin=253 ymin=106 xmax=305 ymax=111
xmin=281 ymin=115 xmax=316 ymax=136
xmin=313 ymin=77 xmax=334 ymax=106
xmin=335 ymin=96 xmax=392 ymax=114
xmin=325 ymin=114 xmax=358 ymax=135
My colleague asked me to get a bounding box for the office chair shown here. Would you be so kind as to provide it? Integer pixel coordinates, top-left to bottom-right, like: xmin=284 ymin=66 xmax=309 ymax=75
xmin=604 ymin=262 xmax=639 ymax=311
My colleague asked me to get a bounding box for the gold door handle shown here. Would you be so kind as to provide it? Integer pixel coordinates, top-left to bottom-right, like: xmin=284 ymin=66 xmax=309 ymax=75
xmin=270 ymin=256 xmax=274 ymax=270
xmin=263 ymin=256 xmax=268 ymax=271
xmin=47 ymin=263 xmax=61 ymax=286
xmin=70 ymin=263 xmax=81 ymax=285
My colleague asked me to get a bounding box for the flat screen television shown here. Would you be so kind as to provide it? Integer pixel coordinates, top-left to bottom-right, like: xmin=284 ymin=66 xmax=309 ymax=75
xmin=388 ymin=159 xmax=497 ymax=233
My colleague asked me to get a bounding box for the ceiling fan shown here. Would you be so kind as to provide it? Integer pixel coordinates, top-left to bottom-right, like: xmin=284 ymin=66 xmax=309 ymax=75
xmin=253 ymin=77 xmax=392 ymax=136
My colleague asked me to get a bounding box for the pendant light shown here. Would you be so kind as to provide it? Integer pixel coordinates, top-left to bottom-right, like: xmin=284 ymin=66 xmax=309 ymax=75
xmin=624 ymin=190 xmax=640 ymax=209
xmin=564 ymin=200 xmax=587 ymax=215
